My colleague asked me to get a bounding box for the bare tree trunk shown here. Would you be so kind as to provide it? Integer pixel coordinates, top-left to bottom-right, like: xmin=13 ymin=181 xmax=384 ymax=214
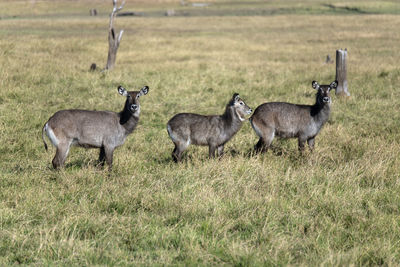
xmin=90 ymin=9 xmax=97 ymax=16
xmin=335 ymin=49 xmax=350 ymax=96
xmin=105 ymin=0 xmax=125 ymax=71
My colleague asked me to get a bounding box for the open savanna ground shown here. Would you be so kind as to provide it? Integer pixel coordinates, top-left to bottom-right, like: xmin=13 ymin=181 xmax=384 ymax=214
xmin=1 ymin=0 xmax=400 ymax=265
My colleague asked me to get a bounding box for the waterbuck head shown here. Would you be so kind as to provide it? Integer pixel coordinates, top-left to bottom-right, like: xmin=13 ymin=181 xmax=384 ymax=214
xmin=118 ymin=85 xmax=149 ymax=115
xmin=312 ymin=80 xmax=338 ymax=105
xmin=231 ymin=93 xmax=252 ymax=121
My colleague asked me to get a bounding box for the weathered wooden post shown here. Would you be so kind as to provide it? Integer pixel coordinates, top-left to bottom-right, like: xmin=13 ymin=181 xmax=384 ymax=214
xmin=105 ymin=0 xmax=125 ymax=71
xmin=90 ymin=9 xmax=97 ymax=16
xmin=335 ymin=49 xmax=350 ymax=96
xmin=90 ymin=63 xmax=97 ymax=71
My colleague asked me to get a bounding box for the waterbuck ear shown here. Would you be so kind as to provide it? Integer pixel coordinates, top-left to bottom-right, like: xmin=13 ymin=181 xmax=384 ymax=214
xmin=130 ymin=104 xmax=138 ymax=112
xmin=137 ymin=86 xmax=149 ymax=97
xmin=233 ymin=93 xmax=240 ymax=102
xmin=118 ymin=86 xmax=128 ymax=96
xmin=330 ymin=80 xmax=338 ymax=90
xmin=312 ymin=81 xmax=320 ymax=90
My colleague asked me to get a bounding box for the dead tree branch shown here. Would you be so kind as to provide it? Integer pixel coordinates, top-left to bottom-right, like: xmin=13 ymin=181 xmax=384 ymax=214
xmin=105 ymin=0 xmax=125 ymax=71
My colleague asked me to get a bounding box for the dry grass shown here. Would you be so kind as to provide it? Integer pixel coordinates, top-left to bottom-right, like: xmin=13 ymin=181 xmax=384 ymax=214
xmin=1 ymin=0 xmax=400 ymax=265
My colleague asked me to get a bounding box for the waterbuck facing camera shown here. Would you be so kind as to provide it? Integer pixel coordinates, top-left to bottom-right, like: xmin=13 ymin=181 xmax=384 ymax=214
xmin=42 ymin=85 xmax=149 ymax=170
xmin=250 ymin=80 xmax=337 ymax=153
xmin=167 ymin=93 xmax=252 ymax=162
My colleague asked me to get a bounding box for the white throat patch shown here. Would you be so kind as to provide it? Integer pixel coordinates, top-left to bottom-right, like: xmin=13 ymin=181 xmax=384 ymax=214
xmin=235 ymin=109 xmax=245 ymax=122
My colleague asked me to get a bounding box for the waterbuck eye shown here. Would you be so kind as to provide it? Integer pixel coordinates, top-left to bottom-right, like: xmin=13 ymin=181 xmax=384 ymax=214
xmin=240 ymin=102 xmax=244 ymax=105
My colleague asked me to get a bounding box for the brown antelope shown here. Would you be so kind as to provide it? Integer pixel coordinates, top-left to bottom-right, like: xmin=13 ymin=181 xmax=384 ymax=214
xmin=250 ymin=80 xmax=337 ymax=153
xmin=42 ymin=85 xmax=149 ymax=170
xmin=167 ymin=93 xmax=252 ymax=162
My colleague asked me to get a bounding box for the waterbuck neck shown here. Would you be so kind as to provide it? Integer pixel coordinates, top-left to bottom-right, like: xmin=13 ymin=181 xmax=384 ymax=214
xmin=311 ymin=101 xmax=330 ymax=125
xmin=221 ymin=105 xmax=243 ymax=130
xmin=119 ymin=106 xmax=139 ymax=133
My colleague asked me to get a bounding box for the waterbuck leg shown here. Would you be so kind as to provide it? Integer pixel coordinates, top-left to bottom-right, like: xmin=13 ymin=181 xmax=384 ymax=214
xmin=172 ymin=144 xmax=179 ymax=162
xmin=98 ymin=146 xmax=106 ymax=166
xmin=298 ymin=137 xmax=307 ymax=153
xmin=52 ymin=142 xmax=70 ymax=169
xmin=307 ymin=137 xmax=315 ymax=152
xmin=254 ymin=129 xmax=274 ymax=153
xmin=217 ymin=145 xmax=224 ymax=157
xmin=104 ymin=146 xmax=114 ymax=170
xmin=172 ymin=141 xmax=188 ymax=163
xmin=254 ymin=138 xmax=266 ymax=153
xmin=209 ymin=144 xmax=217 ymax=158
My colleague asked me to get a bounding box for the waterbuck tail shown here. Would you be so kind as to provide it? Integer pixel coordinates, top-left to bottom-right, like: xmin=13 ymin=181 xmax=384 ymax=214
xmin=42 ymin=123 xmax=48 ymax=151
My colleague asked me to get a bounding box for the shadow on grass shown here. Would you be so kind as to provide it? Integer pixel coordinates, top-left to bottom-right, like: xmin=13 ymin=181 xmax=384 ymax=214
xmin=226 ymin=144 xmax=301 ymax=157
xmin=64 ymin=157 xmax=107 ymax=169
xmin=147 ymin=152 xmax=200 ymax=166
xmin=224 ymin=145 xmax=310 ymax=169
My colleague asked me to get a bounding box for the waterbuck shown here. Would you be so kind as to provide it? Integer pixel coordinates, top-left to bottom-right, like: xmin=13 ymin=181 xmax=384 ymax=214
xmin=42 ymin=85 xmax=149 ymax=170
xmin=250 ymin=80 xmax=337 ymax=153
xmin=167 ymin=93 xmax=252 ymax=162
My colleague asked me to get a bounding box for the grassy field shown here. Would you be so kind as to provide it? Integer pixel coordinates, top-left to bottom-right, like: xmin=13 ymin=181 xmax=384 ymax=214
xmin=1 ymin=0 xmax=400 ymax=265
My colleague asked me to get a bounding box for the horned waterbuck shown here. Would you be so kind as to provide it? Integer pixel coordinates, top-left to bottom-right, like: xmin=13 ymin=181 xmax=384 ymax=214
xmin=167 ymin=93 xmax=252 ymax=162
xmin=42 ymin=85 xmax=149 ymax=170
xmin=250 ymin=80 xmax=338 ymax=153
